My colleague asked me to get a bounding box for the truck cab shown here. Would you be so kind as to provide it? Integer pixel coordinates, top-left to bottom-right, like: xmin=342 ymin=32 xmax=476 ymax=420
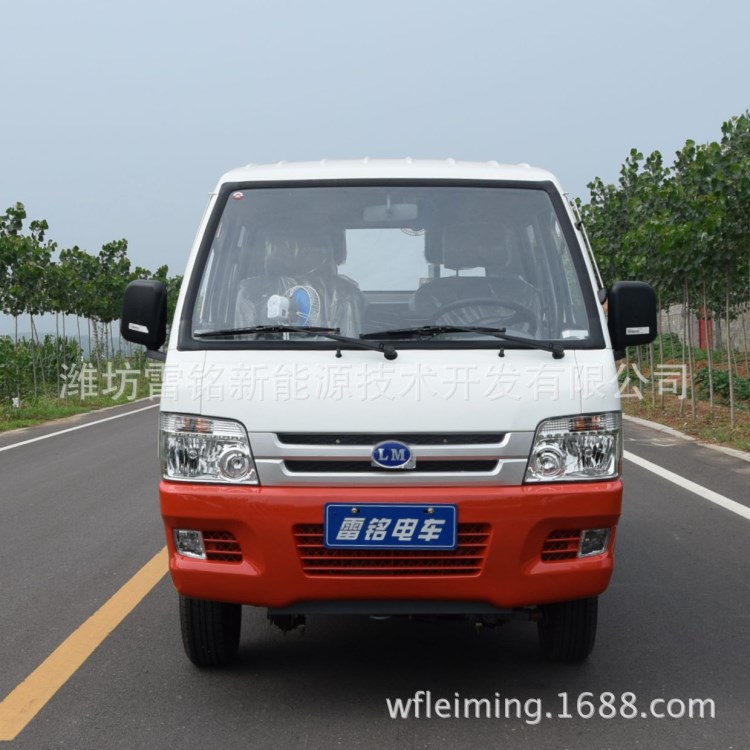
xmin=122 ymin=159 xmax=656 ymax=665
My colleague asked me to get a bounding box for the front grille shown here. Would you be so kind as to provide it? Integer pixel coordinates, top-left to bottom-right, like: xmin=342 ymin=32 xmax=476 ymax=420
xmin=277 ymin=433 xmax=505 ymax=446
xmin=541 ymin=529 xmax=581 ymax=561
xmin=203 ymin=530 xmax=242 ymax=563
xmin=284 ymin=460 xmax=498 ymax=474
xmin=294 ymin=523 xmax=491 ymax=576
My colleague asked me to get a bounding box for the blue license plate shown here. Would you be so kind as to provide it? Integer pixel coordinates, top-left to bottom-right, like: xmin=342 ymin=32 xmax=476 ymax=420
xmin=324 ymin=504 xmax=457 ymax=549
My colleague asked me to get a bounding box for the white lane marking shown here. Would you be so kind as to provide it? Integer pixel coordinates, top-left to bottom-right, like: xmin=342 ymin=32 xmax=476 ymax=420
xmin=0 ymin=404 xmax=160 ymax=454
xmin=624 ymin=450 xmax=750 ymax=521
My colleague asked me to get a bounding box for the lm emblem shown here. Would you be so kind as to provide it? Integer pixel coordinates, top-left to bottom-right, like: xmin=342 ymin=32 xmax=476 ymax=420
xmin=371 ymin=441 xmax=416 ymax=470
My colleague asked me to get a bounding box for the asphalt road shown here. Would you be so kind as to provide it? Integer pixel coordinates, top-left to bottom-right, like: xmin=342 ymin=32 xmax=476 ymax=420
xmin=0 ymin=405 xmax=748 ymax=749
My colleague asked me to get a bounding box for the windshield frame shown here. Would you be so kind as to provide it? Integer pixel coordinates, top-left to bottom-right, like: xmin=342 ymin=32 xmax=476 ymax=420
xmin=177 ymin=178 xmax=605 ymax=352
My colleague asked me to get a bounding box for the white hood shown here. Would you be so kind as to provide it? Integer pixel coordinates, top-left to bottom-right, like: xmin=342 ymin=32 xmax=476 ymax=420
xmin=162 ymin=348 xmax=620 ymax=433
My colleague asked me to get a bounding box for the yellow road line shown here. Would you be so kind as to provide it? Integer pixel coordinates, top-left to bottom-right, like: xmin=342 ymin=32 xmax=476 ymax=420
xmin=0 ymin=547 xmax=168 ymax=742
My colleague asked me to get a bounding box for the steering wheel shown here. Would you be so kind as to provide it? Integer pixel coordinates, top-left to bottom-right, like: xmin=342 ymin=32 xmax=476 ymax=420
xmin=428 ymin=297 xmax=538 ymax=334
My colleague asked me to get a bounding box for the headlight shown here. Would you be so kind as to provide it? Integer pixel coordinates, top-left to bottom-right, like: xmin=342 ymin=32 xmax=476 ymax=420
xmin=160 ymin=413 xmax=258 ymax=484
xmin=524 ymin=412 xmax=622 ymax=483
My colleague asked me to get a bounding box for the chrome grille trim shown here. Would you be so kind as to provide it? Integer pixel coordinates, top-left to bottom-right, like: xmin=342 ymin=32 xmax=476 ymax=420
xmin=277 ymin=432 xmax=506 ymax=446
xmin=283 ymin=459 xmax=499 ymax=473
xmin=249 ymin=431 xmax=532 ymax=486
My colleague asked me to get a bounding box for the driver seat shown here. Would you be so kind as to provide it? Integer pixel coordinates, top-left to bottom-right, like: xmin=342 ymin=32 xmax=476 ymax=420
xmin=411 ymin=223 xmax=541 ymax=333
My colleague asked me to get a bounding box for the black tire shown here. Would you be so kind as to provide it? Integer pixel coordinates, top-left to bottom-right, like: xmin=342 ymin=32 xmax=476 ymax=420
xmin=179 ymin=595 xmax=242 ymax=667
xmin=537 ymin=596 xmax=598 ymax=662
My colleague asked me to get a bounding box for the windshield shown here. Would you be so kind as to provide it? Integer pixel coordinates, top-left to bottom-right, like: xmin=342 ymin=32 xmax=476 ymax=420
xmin=188 ymin=184 xmax=599 ymax=347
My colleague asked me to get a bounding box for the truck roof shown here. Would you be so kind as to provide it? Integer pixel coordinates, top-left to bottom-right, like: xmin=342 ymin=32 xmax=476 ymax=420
xmin=216 ymin=158 xmax=561 ymax=189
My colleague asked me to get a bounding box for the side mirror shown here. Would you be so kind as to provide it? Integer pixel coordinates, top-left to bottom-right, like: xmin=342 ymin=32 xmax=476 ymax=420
xmin=121 ymin=280 xmax=167 ymax=358
xmin=607 ymin=281 xmax=657 ymax=355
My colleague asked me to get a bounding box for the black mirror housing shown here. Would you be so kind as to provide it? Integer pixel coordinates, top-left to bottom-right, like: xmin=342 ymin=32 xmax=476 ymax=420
xmin=607 ymin=281 xmax=657 ymax=353
xmin=121 ymin=280 xmax=168 ymax=352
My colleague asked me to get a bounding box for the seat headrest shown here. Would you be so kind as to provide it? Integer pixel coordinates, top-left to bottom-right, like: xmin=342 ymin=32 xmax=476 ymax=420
xmin=440 ymin=222 xmax=512 ymax=271
xmin=259 ymin=230 xmax=336 ymax=275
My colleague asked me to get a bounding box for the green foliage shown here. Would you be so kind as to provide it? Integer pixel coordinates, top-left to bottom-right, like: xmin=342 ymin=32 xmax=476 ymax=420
xmin=0 ymin=335 xmax=82 ymax=401
xmin=582 ymin=112 xmax=750 ymax=426
xmin=582 ymin=112 xmax=750 ymax=314
xmin=654 ymin=332 xmax=683 ymax=360
xmin=694 ymin=368 xmax=750 ymax=403
xmin=1 ymin=202 xmax=181 ymax=409
xmin=92 ymin=239 xmax=131 ymax=324
xmin=153 ymin=264 xmax=183 ymax=323
xmin=1 ymin=203 xmax=182 ymax=332
xmin=1 ymin=205 xmax=55 ymax=319
xmin=626 ymin=333 xmax=702 ymax=363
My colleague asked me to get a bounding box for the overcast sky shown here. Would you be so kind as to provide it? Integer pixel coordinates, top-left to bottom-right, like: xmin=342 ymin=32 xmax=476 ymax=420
xmin=1 ymin=0 xmax=749 ymax=287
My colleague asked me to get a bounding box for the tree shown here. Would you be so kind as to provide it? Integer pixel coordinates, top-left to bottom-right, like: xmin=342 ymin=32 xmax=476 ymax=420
xmin=92 ymin=239 xmax=131 ymax=362
xmin=0 ymin=206 xmax=56 ymax=396
xmin=581 ymin=111 xmax=750 ymax=427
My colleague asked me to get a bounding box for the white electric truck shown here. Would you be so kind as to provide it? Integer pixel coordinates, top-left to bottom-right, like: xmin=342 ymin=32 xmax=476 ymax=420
xmin=122 ymin=159 xmax=656 ymax=666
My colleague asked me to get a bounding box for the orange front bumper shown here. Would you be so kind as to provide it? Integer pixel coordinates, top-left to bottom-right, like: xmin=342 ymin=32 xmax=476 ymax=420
xmin=160 ymin=480 xmax=622 ymax=611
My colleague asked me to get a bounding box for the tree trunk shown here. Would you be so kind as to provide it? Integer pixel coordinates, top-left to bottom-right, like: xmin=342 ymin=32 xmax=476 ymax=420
xmin=678 ymin=298 xmax=686 ymax=418
xmin=636 ymin=345 xmax=643 ymax=379
xmin=89 ymin=318 xmax=101 ymax=372
xmin=689 ymin=302 xmax=697 ymax=420
xmin=702 ymin=284 xmax=714 ymax=418
xmin=662 ymin=296 xmax=671 ymax=409
xmin=726 ymin=275 xmax=735 ymax=429
xmin=649 ymin=342 xmax=656 ymax=408
xmin=29 ymin=313 xmax=38 ymax=399
xmin=31 ymin=315 xmax=47 ymax=393
xmin=13 ymin=316 xmax=20 ymax=401
xmin=55 ymin=313 xmax=61 ymax=404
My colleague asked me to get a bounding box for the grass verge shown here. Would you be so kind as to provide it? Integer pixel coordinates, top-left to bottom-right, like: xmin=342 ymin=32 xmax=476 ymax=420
xmin=0 ymin=394 xmax=152 ymax=433
xmin=623 ymin=397 xmax=750 ymax=453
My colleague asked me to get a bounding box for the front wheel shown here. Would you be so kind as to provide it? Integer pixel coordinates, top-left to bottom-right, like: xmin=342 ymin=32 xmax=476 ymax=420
xmin=179 ymin=595 xmax=242 ymax=667
xmin=537 ymin=596 xmax=598 ymax=662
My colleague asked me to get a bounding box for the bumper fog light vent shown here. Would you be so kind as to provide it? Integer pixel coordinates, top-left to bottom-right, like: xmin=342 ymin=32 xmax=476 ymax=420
xmin=579 ymin=528 xmax=610 ymax=558
xmin=541 ymin=529 xmax=582 ymax=561
xmin=174 ymin=529 xmax=206 ymax=559
xmin=203 ymin=530 xmax=243 ymax=563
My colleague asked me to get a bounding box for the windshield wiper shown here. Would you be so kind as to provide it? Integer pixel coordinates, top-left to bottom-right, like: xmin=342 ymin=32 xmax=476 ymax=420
xmin=194 ymin=325 xmax=398 ymax=360
xmin=195 ymin=325 xmax=339 ymax=337
xmin=361 ymin=325 xmax=564 ymax=359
